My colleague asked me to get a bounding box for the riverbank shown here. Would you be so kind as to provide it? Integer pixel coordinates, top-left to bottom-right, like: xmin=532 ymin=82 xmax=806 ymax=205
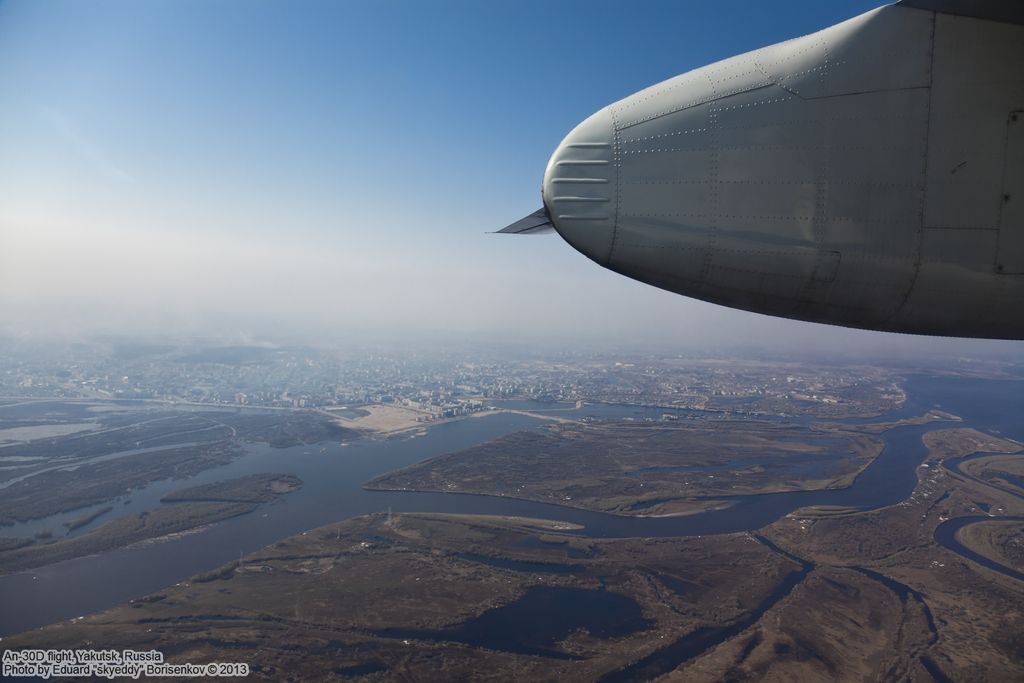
xmin=1 ymin=374 xmax=1022 ymax=681
xmin=365 ymin=420 xmax=889 ymax=517
xmin=0 ymin=513 xmax=802 ymax=681
xmin=0 ymin=474 xmax=302 ymax=575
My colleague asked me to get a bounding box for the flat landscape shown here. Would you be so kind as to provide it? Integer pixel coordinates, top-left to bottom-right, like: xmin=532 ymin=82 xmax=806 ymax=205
xmin=760 ymin=428 xmax=1024 ymax=682
xmin=367 ymin=420 xmax=883 ymax=516
xmin=328 ymin=404 xmax=437 ymax=435
xmin=0 ymin=473 xmax=302 ymax=575
xmin=1 ymin=512 xmax=808 ymax=681
xmin=2 ymin=351 xmax=1023 ymax=682
xmin=956 ymin=519 xmax=1024 ymax=573
xmin=11 ymin=421 xmax=1024 ymax=681
xmin=0 ymin=399 xmax=348 ymax=572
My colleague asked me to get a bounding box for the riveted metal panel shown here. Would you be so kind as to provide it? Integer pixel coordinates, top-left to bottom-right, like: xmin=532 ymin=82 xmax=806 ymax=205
xmin=892 ymin=228 xmax=1005 ymax=335
xmin=543 ymin=1 xmax=1024 ymax=337
xmin=997 ymin=111 xmax=1024 ymax=273
xmin=756 ymin=6 xmax=932 ymax=98
xmin=619 ymin=148 xmax=714 ymax=186
xmin=921 ymin=227 xmax=1000 ymax=265
xmin=812 ymin=251 xmax=841 ymax=283
xmin=619 ymin=180 xmax=715 ymax=221
xmin=924 ymin=14 xmax=1024 ymax=230
xmin=601 ymin=4 xmax=933 ymax=327
xmin=898 ymin=0 xmax=1024 ymax=25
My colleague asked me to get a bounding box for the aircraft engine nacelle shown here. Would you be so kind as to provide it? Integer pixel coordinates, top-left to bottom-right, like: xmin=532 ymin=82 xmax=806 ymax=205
xmin=504 ymin=0 xmax=1024 ymax=339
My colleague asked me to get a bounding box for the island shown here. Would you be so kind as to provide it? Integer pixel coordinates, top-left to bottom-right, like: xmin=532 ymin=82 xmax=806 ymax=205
xmin=0 ymin=474 xmax=301 ymax=575
xmin=0 ymin=403 xmax=352 ymax=528
xmin=366 ymin=420 xmax=884 ymax=516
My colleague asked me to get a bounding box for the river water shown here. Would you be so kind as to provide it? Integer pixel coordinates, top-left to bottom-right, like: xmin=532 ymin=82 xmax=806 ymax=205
xmin=0 ymin=375 xmax=1021 ymax=637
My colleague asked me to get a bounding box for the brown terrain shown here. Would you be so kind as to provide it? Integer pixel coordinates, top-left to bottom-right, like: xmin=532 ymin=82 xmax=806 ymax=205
xmin=367 ymin=421 xmax=883 ymax=516
xmin=5 ymin=422 xmax=1024 ymax=682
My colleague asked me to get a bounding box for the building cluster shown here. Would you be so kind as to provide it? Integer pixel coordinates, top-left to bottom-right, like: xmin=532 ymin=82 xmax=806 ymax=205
xmin=0 ymin=339 xmax=912 ymax=418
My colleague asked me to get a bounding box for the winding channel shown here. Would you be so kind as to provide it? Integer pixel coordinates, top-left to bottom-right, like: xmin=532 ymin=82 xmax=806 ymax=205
xmin=930 ymin=442 xmax=1024 ymax=583
xmin=0 ymin=375 xmax=1021 ymax=641
xmin=933 ymin=516 xmax=1024 ymax=583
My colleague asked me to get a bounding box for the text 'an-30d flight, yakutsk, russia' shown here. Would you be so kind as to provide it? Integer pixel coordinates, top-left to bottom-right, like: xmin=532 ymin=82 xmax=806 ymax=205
xmin=500 ymin=0 xmax=1024 ymax=340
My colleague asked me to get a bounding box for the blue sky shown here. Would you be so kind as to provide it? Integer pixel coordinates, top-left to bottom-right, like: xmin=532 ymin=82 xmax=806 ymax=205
xmin=0 ymin=0 xmax=1018 ymax=358
xmin=0 ymin=0 xmax=883 ymax=227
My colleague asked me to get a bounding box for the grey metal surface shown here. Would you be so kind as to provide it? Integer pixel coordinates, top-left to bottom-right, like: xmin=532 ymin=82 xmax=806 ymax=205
xmin=897 ymin=0 xmax=1024 ymax=26
xmin=999 ymin=111 xmax=1024 ymax=273
xmin=496 ymin=207 xmax=555 ymax=235
xmin=525 ymin=2 xmax=1024 ymax=339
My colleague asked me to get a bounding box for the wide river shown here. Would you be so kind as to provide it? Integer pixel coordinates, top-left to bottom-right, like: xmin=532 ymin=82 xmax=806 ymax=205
xmin=1 ymin=375 xmax=1021 ymax=637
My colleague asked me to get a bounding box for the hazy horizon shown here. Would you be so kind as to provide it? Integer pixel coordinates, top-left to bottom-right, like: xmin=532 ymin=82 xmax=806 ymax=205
xmin=2 ymin=0 xmax=1022 ymax=362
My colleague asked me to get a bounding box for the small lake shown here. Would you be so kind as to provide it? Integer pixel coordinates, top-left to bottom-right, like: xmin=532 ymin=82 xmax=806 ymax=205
xmin=376 ymin=585 xmax=651 ymax=659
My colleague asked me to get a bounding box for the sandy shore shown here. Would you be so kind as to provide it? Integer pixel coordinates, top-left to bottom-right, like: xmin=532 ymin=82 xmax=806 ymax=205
xmin=330 ymin=403 xmax=578 ymax=438
xmin=330 ymin=404 xmax=434 ymax=434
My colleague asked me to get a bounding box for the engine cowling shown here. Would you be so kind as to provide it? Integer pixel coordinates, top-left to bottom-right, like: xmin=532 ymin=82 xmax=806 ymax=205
xmin=517 ymin=1 xmax=1024 ymax=339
